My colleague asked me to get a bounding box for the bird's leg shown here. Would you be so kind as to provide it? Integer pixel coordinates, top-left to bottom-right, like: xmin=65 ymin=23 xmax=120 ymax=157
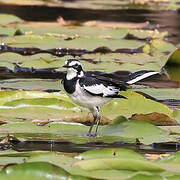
xmin=94 ymin=107 xmax=100 ymax=137
xmin=87 ymin=106 xmax=100 ymax=137
xmin=87 ymin=123 xmax=94 ymax=137
xmin=87 ymin=112 xmax=97 ymax=137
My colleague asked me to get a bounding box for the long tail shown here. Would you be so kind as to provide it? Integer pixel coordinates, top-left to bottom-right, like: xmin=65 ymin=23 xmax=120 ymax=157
xmin=123 ymin=70 xmax=160 ymax=85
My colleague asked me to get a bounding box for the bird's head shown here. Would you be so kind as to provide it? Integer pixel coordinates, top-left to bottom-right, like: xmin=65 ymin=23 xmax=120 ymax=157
xmin=63 ymin=59 xmax=84 ymax=80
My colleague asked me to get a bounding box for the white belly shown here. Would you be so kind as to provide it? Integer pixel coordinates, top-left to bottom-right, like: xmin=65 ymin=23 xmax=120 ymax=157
xmin=67 ymin=82 xmax=111 ymax=110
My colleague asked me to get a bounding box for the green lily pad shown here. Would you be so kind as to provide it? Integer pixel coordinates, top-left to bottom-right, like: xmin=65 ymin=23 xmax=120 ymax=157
xmin=0 ymin=27 xmax=16 ymax=36
xmin=75 ymin=148 xmax=146 ymax=160
xmin=134 ymin=88 xmax=180 ymax=100
xmin=20 ymin=58 xmax=62 ymax=69
xmin=81 ymin=52 xmax=165 ymax=72
xmin=102 ymin=90 xmax=172 ymax=119
xmin=27 ymin=152 xmax=78 ymax=169
xmin=151 ymin=39 xmax=176 ymax=54
xmin=165 ymin=66 xmax=180 ymax=82
xmin=0 ymin=79 xmax=61 ymax=90
xmin=0 ymin=156 xmax=26 ymax=166
xmin=3 ymin=98 xmax=74 ymax=108
xmin=20 ymin=25 xmax=128 ymax=39
xmin=0 ymin=90 xmax=172 ymax=118
xmin=0 ymin=146 xmax=57 ymax=167
xmin=165 ymin=48 xmax=180 ymax=66
xmin=128 ymin=29 xmax=168 ymax=40
xmin=26 ymin=152 xmax=141 ymax=179
xmin=173 ymin=109 xmax=180 ymax=122
xmin=0 ymin=14 xmax=23 ymax=25
xmin=0 ymin=115 xmax=173 ymax=144
xmin=74 ymin=158 xmax=164 ymax=171
xmin=24 ymin=151 xmax=165 ymax=180
xmin=127 ymin=174 xmax=164 ymax=180
xmin=102 ymin=120 xmax=172 ymax=145
xmin=0 ymin=90 xmax=68 ymax=106
xmin=1 ymin=161 xmax=90 ymax=180
xmin=0 ymin=61 xmax=14 ymax=71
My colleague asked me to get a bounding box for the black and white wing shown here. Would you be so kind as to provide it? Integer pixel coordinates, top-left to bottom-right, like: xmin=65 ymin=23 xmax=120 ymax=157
xmin=123 ymin=70 xmax=160 ymax=85
xmin=79 ymin=76 xmax=126 ymax=98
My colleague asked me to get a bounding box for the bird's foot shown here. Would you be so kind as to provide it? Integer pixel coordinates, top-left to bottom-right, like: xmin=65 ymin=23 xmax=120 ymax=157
xmin=86 ymin=132 xmax=97 ymax=137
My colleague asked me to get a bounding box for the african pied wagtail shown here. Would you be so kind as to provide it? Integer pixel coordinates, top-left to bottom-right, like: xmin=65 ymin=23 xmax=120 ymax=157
xmin=62 ymin=59 xmax=159 ymax=137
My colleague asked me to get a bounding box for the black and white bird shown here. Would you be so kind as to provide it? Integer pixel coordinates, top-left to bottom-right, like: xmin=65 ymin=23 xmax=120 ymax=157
xmin=62 ymin=59 xmax=159 ymax=136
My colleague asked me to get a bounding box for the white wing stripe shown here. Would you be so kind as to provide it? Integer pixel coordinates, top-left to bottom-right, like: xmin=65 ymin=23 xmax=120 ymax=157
xmin=84 ymin=84 xmax=117 ymax=96
xmin=126 ymin=71 xmax=159 ymax=85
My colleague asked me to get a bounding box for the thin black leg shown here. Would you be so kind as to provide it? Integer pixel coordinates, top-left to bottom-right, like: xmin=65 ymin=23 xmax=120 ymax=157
xmin=94 ymin=106 xmax=100 ymax=137
xmin=87 ymin=113 xmax=97 ymax=137
xmin=87 ymin=124 xmax=94 ymax=137
xmin=87 ymin=106 xmax=100 ymax=137
xmin=94 ymin=116 xmax=100 ymax=137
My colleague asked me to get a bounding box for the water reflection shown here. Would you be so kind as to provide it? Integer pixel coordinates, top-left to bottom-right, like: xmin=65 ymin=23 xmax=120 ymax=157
xmin=9 ymin=138 xmax=180 ymax=154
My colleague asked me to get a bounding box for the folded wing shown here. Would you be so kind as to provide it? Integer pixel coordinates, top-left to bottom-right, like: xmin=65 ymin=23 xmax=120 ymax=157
xmin=79 ymin=77 xmax=120 ymax=97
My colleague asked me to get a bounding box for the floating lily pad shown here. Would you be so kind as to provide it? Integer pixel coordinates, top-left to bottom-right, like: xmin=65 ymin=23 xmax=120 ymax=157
xmin=0 ymin=27 xmax=16 ymax=37
xmin=75 ymin=148 xmax=146 ymax=160
xmin=165 ymin=48 xmax=180 ymax=66
xmin=173 ymin=109 xmax=180 ymax=123
xmin=74 ymin=158 xmax=164 ymax=171
xmin=0 ymin=89 xmax=173 ymax=124
xmin=128 ymin=29 xmax=168 ymax=40
xmin=0 ymin=79 xmax=61 ymax=90
xmin=165 ymin=66 xmax=180 ymax=82
xmin=151 ymin=39 xmax=176 ymax=54
xmin=102 ymin=90 xmax=172 ymax=119
xmin=135 ymin=88 xmax=180 ymax=100
xmin=1 ymin=161 xmax=90 ymax=180
xmin=0 ymin=14 xmax=23 ymax=25
xmin=102 ymin=120 xmax=172 ymax=144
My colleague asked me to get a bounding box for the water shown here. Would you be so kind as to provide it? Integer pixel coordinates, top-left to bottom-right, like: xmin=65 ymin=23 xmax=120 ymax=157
xmin=1 ymin=137 xmax=179 ymax=154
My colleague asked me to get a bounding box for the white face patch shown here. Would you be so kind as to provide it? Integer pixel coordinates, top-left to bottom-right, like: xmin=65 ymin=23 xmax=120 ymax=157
xmin=66 ymin=68 xmax=78 ymax=80
xmin=65 ymin=60 xmax=84 ymax=80
xmin=66 ymin=68 xmax=84 ymax=80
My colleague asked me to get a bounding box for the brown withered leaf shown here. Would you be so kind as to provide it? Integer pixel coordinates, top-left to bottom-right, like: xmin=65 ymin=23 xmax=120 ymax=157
xmin=130 ymin=112 xmax=178 ymax=125
xmin=31 ymin=115 xmax=111 ymax=126
xmin=0 ymin=120 xmax=7 ymax=125
xmin=66 ymin=114 xmax=111 ymax=125
xmin=145 ymin=153 xmax=170 ymax=160
xmin=83 ymin=20 xmax=150 ymax=29
xmin=31 ymin=119 xmax=51 ymax=126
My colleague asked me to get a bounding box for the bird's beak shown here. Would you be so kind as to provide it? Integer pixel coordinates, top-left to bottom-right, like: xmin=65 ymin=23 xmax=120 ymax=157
xmin=63 ymin=65 xmax=69 ymax=68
